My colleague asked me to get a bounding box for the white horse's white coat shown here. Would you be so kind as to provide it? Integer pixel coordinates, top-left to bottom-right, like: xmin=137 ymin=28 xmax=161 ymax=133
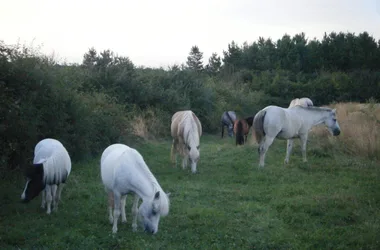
xmin=170 ymin=110 xmax=202 ymax=173
xmin=253 ymin=105 xmax=341 ymax=168
xmin=21 ymin=138 xmax=71 ymax=214
xmin=289 ymin=97 xmax=314 ymax=108
xmin=286 ymin=97 xmax=314 ymax=164
xmin=101 ymin=144 xmax=170 ymax=234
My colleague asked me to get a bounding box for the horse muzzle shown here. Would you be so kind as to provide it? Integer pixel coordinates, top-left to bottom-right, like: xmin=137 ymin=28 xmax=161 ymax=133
xmin=333 ymin=128 xmax=341 ymax=136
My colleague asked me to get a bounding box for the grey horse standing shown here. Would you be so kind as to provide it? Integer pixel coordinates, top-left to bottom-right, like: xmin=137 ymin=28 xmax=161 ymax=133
xmin=221 ymin=111 xmax=237 ymax=138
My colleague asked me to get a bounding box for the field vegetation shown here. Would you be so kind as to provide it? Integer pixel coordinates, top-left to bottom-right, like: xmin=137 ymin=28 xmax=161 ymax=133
xmin=1 ymin=31 xmax=380 ymax=249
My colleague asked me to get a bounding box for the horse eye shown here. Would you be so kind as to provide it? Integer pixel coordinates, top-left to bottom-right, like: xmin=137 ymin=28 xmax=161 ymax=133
xmin=187 ymin=146 xmax=191 ymax=150
xmin=152 ymin=210 xmax=157 ymax=216
xmin=333 ymin=118 xmax=337 ymax=122
xmin=196 ymin=145 xmax=200 ymax=150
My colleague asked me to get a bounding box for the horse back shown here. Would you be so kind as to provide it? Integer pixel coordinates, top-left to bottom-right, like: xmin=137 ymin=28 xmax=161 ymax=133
xmin=265 ymin=106 xmax=304 ymax=137
xmin=171 ymin=110 xmax=201 ymax=138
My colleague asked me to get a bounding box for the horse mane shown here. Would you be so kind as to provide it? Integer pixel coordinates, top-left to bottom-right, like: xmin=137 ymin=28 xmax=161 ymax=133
xmin=182 ymin=112 xmax=200 ymax=146
xmin=297 ymin=106 xmax=333 ymax=112
xmin=134 ymin=149 xmax=170 ymax=216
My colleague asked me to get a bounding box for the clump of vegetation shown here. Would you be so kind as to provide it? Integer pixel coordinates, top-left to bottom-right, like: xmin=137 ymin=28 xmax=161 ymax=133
xmin=310 ymin=101 xmax=380 ymax=160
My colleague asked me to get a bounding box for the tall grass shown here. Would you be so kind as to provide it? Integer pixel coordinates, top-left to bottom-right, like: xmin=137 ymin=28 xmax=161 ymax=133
xmin=310 ymin=102 xmax=380 ymax=160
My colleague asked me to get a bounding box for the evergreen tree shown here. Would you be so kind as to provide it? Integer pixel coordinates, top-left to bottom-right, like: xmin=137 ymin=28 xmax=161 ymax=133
xmin=186 ymin=46 xmax=204 ymax=72
xmin=205 ymin=52 xmax=221 ymax=76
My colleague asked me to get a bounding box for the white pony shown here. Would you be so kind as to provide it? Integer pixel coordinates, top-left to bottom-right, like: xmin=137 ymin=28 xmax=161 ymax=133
xmin=289 ymin=97 xmax=314 ymax=108
xmin=170 ymin=110 xmax=202 ymax=174
xmin=21 ymin=138 xmax=71 ymax=214
xmin=253 ymin=105 xmax=341 ymax=168
xmin=100 ymin=143 xmax=170 ymax=234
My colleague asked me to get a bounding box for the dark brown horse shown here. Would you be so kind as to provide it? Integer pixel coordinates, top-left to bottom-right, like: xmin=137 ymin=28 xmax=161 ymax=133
xmin=233 ymin=116 xmax=253 ymax=145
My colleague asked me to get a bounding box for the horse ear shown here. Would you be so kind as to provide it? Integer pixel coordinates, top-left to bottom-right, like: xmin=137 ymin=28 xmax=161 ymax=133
xmin=154 ymin=191 xmax=160 ymax=199
xmin=332 ymin=108 xmax=337 ymax=113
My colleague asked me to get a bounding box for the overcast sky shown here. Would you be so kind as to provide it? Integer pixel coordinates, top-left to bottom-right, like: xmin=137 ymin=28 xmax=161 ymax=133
xmin=1 ymin=0 xmax=380 ymax=68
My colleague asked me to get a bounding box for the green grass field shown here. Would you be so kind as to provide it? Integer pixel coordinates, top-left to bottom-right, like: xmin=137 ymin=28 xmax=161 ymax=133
xmin=1 ymin=134 xmax=380 ymax=249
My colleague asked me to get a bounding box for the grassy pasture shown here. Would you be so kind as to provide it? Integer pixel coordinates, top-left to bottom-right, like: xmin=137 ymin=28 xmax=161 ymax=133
xmin=1 ymin=133 xmax=380 ymax=250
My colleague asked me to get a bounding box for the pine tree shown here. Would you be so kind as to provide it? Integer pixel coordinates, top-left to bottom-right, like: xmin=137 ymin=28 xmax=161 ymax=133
xmin=186 ymin=46 xmax=204 ymax=72
xmin=205 ymin=52 xmax=221 ymax=76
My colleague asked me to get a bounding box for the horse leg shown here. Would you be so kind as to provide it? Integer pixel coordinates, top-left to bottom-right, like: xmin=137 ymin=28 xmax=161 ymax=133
xmin=45 ymin=185 xmax=53 ymax=214
xmin=121 ymin=195 xmax=127 ymax=223
xmin=284 ymin=139 xmax=294 ymax=165
xmin=170 ymin=139 xmax=176 ymax=166
xmin=108 ymin=191 xmax=114 ymax=224
xmin=112 ymin=192 xmax=121 ymax=233
xmin=182 ymin=155 xmax=188 ymax=169
xmin=131 ymin=194 xmax=140 ymax=232
xmin=54 ymin=183 xmax=65 ymax=211
xmin=51 ymin=184 xmax=58 ymax=212
xmin=258 ymin=136 xmax=275 ymax=168
xmin=41 ymin=188 xmax=46 ymax=209
xmin=221 ymin=124 xmax=224 ymax=138
xmin=300 ymin=134 xmax=308 ymax=163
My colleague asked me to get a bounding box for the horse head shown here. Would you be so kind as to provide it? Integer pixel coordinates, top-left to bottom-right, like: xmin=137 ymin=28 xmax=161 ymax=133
xmin=227 ymin=124 xmax=234 ymax=137
xmin=21 ymin=163 xmax=45 ymax=203
xmin=324 ymin=109 xmax=341 ymax=136
xmin=186 ymin=142 xmax=200 ymax=173
xmin=139 ymin=191 xmax=170 ymax=234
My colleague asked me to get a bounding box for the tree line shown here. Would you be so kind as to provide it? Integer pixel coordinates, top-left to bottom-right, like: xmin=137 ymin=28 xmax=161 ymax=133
xmin=1 ymin=31 xmax=379 ymax=172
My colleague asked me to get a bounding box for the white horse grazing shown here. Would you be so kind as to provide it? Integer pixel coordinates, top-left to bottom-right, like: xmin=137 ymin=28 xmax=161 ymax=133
xmin=289 ymin=97 xmax=314 ymax=108
xmin=101 ymin=144 xmax=170 ymax=234
xmin=170 ymin=110 xmax=202 ymax=174
xmin=21 ymin=138 xmax=71 ymax=214
xmin=253 ymin=105 xmax=341 ymax=168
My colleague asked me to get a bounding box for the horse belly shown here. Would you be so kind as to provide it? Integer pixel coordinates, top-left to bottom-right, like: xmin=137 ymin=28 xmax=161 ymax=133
xmin=276 ymin=130 xmax=299 ymax=139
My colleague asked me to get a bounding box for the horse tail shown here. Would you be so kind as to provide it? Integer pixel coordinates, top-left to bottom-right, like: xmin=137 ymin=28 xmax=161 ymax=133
xmin=235 ymin=120 xmax=245 ymax=145
xmin=253 ymin=110 xmax=267 ymax=144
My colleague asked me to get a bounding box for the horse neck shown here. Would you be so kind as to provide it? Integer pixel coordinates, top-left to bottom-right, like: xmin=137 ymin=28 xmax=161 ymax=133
xmin=298 ymin=107 xmax=330 ymax=127
xmin=184 ymin=117 xmax=199 ymax=146
xmin=226 ymin=112 xmax=234 ymax=124
xmin=134 ymin=160 xmax=163 ymax=201
xmin=136 ymin=158 xmax=169 ymax=215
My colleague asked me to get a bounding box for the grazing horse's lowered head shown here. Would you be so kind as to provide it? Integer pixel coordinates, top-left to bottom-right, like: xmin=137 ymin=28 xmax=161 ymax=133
xmin=171 ymin=110 xmax=202 ymax=173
